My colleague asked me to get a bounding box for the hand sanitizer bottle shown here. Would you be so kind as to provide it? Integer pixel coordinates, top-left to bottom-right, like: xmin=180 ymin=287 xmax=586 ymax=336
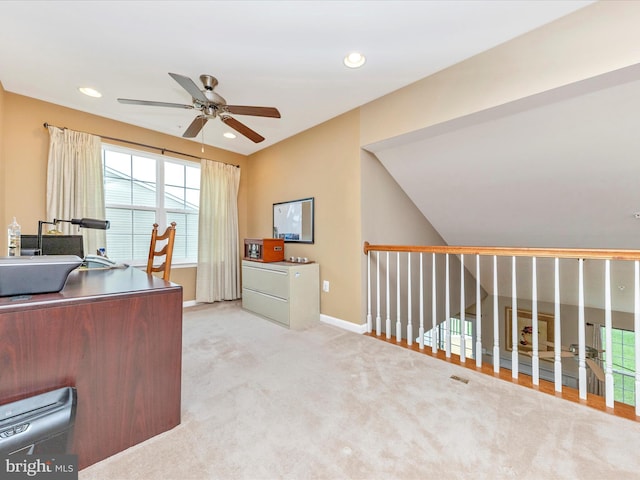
xmin=7 ymin=217 xmax=21 ymax=256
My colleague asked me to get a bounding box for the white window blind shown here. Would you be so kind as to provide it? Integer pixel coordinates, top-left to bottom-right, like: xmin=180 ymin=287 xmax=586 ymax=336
xmin=102 ymin=144 xmax=200 ymax=265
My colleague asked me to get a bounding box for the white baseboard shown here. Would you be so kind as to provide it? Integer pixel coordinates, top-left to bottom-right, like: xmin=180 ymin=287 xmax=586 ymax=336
xmin=320 ymin=314 xmax=367 ymax=334
xmin=183 ymin=301 xmax=367 ymax=334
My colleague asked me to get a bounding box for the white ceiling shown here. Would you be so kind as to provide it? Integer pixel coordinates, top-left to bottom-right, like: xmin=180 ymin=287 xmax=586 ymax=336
xmin=0 ymin=0 xmax=593 ymax=155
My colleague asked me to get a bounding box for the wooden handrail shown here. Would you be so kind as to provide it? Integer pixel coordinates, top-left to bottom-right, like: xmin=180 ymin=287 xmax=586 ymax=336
xmin=363 ymin=241 xmax=640 ymax=261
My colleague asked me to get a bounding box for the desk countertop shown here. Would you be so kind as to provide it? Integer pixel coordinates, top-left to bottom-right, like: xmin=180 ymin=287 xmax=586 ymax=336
xmin=0 ymin=263 xmax=183 ymax=469
xmin=0 ymin=266 xmax=180 ymax=312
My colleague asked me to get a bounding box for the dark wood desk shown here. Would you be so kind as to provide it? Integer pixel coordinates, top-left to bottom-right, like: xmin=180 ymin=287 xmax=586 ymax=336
xmin=0 ymin=266 xmax=183 ymax=469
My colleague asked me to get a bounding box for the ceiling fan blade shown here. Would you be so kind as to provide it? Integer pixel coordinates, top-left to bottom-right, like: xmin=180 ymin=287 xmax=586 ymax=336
xmin=225 ymin=105 xmax=281 ymax=118
xmin=220 ymin=116 xmax=265 ymax=143
xmin=183 ymin=115 xmax=208 ymax=138
xmin=586 ymin=358 xmax=606 ymax=382
xmin=168 ymin=72 xmax=208 ymax=103
xmin=117 ymin=98 xmax=194 ymax=109
xmin=538 ymin=351 xmax=555 ymax=358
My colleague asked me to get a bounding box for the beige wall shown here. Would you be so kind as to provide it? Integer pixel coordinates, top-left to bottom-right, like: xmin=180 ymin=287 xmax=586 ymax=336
xmin=3 ymin=0 xmax=640 ymax=323
xmin=0 ymin=90 xmax=371 ymax=322
xmin=360 ymin=1 xmax=640 ymax=147
xmin=247 ymin=110 xmax=362 ymax=323
xmin=361 ymin=149 xmax=450 ymax=325
xmin=1 ymin=92 xmax=246 ymax=301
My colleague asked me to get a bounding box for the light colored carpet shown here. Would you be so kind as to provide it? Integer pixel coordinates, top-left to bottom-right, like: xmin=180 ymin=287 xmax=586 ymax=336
xmin=80 ymin=300 xmax=640 ymax=480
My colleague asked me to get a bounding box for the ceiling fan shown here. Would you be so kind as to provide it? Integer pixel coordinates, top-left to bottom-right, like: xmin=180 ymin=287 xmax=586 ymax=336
xmin=527 ymin=341 xmax=605 ymax=382
xmin=117 ymin=72 xmax=280 ymax=143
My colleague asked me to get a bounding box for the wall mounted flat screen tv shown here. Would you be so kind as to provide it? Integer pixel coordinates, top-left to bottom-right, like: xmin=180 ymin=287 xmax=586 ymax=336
xmin=273 ymin=197 xmax=314 ymax=244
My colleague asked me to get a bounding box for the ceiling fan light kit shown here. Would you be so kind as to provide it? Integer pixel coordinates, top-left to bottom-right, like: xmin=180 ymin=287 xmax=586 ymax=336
xmin=528 ymin=340 xmax=606 ymax=382
xmin=117 ymin=72 xmax=280 ymax=143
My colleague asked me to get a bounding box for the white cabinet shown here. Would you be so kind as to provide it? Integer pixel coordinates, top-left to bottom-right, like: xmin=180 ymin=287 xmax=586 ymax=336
xmin=242 ymin=260 xmax=319 ymax=329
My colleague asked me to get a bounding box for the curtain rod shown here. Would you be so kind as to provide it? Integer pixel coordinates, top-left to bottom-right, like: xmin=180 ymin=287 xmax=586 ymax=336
xmin=42 ymin=122 xmax=240 ymax=168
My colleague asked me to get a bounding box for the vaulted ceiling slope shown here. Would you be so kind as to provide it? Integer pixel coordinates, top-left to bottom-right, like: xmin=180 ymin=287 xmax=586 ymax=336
xmin=0 ymin=1 xmax=592 ymax=155
xmin=367 ymin=63 xmax=640 ymax=251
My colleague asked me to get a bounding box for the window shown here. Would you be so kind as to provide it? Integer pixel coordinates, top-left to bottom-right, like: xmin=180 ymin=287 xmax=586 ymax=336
xmin=422 ymin=316 xmax=475 ymax=359
xmin=601 ymin=326 xmax=635 ymax=406
xmin=102 ymin=145 xmax=200 ymax=265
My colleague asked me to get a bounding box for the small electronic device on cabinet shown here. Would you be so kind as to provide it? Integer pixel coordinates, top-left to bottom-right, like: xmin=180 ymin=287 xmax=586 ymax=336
xmin=244 ymin=238 xmax=284 ymax=262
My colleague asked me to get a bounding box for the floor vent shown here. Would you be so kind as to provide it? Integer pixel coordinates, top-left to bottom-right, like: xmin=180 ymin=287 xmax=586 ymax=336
xmin=450 ymin=375 xmax=469 ymax=384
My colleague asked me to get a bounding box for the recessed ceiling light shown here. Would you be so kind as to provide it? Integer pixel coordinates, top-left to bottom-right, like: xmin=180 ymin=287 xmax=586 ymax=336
xmin=343 ymin=52 xmax=366 ymax=69
xmin=223 ymin=132 xmax=236 ymax=139
xmin=78 ymin=87 xmax=102 ymax=98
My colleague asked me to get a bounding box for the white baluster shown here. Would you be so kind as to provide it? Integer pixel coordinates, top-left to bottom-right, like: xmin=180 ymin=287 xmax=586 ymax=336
xmin=385 ymin=251 xmax=391 ymax=340
xmin=635 ymin=261 xmax=640 ymax=416
xmin=512 ymin=256 xmax=518 ymax=379
xmin=554 ymin=257 xmax=563 ymax=393
xmin=432 ymin=253 xmax=438 ymax=354
xmin=476 ymin=254 xmax=482 ymax=368
xmin=366 ymin=250 xmax=372 ymax=333
xmin=578 ymin=258 xmax=587 ymax=400
xmin=493 ymin=255 xmax=500 ymax=373
xmin=604 ymin=259 xmax=614 ymax=408
xmin=460 ymin=254 xmax=466 ymax=363
xmin=445 ymin=254 xmax=451 ymax=358
xmin=396 ymin=252 xmax=401 ymax=342
xmin=376 ymin=251 xmax=381 ymax=336
xmin=407 ymin=252 xmax=413 ymax=346
xmin=531 ymin=257 xmax=539 ymax=386
xmin=419 ymin=253 xmax=425 ymax=349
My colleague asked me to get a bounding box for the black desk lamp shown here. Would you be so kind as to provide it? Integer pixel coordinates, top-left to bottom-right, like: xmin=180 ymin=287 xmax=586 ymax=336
xmin=36 ymin=218 xmax=110 ymax=255
xmin=55 ymin=218 xmax=111 ymax=230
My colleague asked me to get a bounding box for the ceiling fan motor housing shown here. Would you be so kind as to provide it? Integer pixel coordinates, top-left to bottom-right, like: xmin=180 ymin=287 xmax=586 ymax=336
xmin=200 ymin=89 xmax=226 ymax=108
xmin=569 ymin=344 xmax=599 ymax=358
xmin=199 ymin=75 xmax=226 ymax=108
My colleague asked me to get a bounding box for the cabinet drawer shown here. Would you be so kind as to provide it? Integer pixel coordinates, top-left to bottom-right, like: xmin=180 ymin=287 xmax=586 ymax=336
xmin=242 ymin=264 xmax=289 ymax=300
xmin=242 ymin=288 xmax=289 ymax=326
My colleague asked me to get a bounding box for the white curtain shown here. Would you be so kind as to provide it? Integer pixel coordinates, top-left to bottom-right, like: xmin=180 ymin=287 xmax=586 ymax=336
xmin=196 ymin=160 xmax=241 ymax=302
xmin=47 ymin=126 xmax=106 ymax=256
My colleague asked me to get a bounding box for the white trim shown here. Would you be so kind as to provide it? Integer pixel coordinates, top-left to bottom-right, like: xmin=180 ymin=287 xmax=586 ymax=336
xmin=173 ymin=262 xmax=197 ymax=269
xmin=320 ymin=313 xmax=367 ymax=334
xmin=180 ymin=303 xmax=367 ymax=332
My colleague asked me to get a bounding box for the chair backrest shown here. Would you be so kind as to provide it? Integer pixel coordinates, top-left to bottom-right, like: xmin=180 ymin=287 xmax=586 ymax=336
xmin=146 ymin=222 xmax=177 ymax=281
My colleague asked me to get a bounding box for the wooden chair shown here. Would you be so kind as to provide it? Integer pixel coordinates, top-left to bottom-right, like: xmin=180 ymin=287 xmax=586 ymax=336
xmin=146 ymin=222 xmax=177 ymax=281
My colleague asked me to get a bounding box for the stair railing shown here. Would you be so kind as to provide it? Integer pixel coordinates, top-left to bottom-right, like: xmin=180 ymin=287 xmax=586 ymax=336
xmin=363 ymin=242 xmax=640 ymax=416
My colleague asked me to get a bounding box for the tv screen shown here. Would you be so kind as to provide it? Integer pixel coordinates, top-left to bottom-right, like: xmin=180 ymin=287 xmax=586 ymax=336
xmin=20 ymin=234 xmax=84 ymax=258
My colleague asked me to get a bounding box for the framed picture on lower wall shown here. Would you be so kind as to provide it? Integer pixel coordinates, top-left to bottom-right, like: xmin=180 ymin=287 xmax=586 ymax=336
xmin=505 ymin=307 xmax=555 ymax=355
